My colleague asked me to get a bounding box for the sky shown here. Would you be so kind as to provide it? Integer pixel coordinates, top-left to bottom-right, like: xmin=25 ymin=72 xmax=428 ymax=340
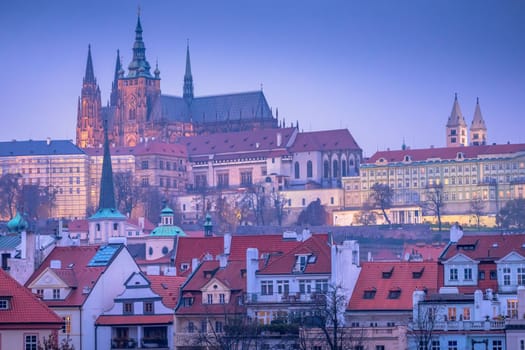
xmin=1 ymin=0 xmax=524 ymax=157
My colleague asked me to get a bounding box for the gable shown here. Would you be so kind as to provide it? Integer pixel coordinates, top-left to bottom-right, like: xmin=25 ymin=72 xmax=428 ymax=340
xmin=201 ymin=277 xmax=229 ymax=293
xmin=125 ymin=272 xmax=150 ymax=288
xmin=496 ymin=251 xmax=525 ymax=264
xmin=443 ymin=253 xmax=479 ymax=265
xmin=27 ymin=268 xmax=69 ymax=289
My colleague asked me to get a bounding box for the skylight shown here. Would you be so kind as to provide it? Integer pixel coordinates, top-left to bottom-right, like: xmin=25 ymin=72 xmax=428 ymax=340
xmin=87 ymin=244 xmax=120 ymax=267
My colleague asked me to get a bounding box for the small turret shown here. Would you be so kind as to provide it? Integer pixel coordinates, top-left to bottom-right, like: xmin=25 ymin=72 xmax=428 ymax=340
xmin=446 ymin=93 xmax=468 ymax=147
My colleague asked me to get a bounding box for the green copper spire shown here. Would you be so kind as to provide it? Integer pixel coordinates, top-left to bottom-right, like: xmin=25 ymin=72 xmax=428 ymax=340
xmin=127 ymin=15 xmax=152 ymax=78
xmin=98 ymin=119 xmax=116 ymax=210
xmin=84 ymin=44 xmax=96 ymax=84
xmin=183 ymin=41 xmax=194 ymax=103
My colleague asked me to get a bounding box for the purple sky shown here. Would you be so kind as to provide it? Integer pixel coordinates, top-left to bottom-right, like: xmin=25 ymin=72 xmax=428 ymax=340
xmin=1 ymin=0 xmax=524 ymax=157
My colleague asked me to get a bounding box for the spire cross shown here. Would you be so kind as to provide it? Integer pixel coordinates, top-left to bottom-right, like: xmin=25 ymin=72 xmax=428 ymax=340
xmin=137 ymin=5 xmax=141 ymax=17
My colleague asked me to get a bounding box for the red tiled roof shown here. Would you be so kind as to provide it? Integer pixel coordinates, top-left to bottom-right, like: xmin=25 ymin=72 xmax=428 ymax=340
xmin=258 ymin=234 xmax=330 ymax=275
xmin=289 ymin=129 xmax=361 ymax=152
xmin=0 ymin=269 xmax=62 ymax=328
xmin=84 ymin=141 xmax=187 ymax=157
xmin=440 ymin=233 xmax=525 ymax=261
xmin=402 ymin=242 xmax=447 ymax=261
xmin=96 ymin=314 xmax=173 ymax=325
xmin=147 ymin=275 xmax=186 ymax=309
xmin=366 ymin=143 xmax=525 ymax=164
xmin=127 ymin=217 xmax=156 ymax=232
xmin=68 ymin=219 xmax=88 ymax=232
xmin=348 ymin=261 xmax=439 ymax=311
xmin=177 ymin=260 xmax=246 ymax=315
xmin=26 ymin=245 xmax=108 ymax=307
xmin=181 ymin=128 xmax=296 ymax=158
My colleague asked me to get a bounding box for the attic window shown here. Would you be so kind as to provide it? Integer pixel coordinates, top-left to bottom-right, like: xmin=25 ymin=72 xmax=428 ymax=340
xmin=0 ymin=298 xmax=10 ymax=310
xmin=180 ymin=263 xmax=189 ymax=271
xmin=307 ymin=255 xmax=317 ymax=263
xmin=457 ymin=152 xmax=464 ymax=160
xmin=388 ymin=289 xmax=401 ymax=299
xmin=378 ymin=158 xmax=386 ymax=163
xmin=382 ymin=267 xmax=394 ymax=279
xmin=412 ymin=268 xmax=425 ymax=279
xmin=404 ymin=155 xmax=411 ymax=162
xmin=363 ymin=289 xmax=376 ymax=299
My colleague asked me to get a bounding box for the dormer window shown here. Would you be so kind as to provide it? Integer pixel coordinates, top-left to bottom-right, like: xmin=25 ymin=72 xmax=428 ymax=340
xmin=363 ymin=289 xmax=376 ymax=299
xmin=0 ymin=298 xmax=10 ymax=310
xmin=388 ymin=289 xmax=401 ymax=299
xmin=294 ymin=254 xmax=310 ymax=273
xmin=404 ymin=155 xmax=411 ymax=162
xmin=412 ymin=268 xmax=425 ymax=279
xmin=382 ymin=267 xmax=394 ymax=279
xmin=456 ymin=152 xmax=464 ymax=160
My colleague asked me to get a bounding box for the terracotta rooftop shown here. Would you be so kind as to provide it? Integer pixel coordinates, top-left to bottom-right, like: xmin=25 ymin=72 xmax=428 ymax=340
xmin=366 ymin=143 xmax=525 ymax=164
xmin=147 ymin=274 xmax=187 ymax=309
xmin=84 ymin=140 xmax=187 ymax=157
xmin=181 ymin=127 xmax=296 ymax=158
xmin=96 ymin=314 xmax=173 ymax=326
xmin=440 ymin=233 xmax=525 ymax=261
xmin=258 ymin=234 xmax=331 ymax=275
xmin=26 ymin=245 xmax=122 ymax=307
xmin=348 ymin=261 xmax=439 ymax=311
xmin=288 ymin=129 xmax=361 ymax=152
xmin=402 ymin=242 xmax=447 ymax=261
xmin=0 ymin=269 xmax=62 ymax=329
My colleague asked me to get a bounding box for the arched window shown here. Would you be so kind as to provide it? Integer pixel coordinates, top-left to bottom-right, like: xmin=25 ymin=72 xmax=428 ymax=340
xmin=333 ymin=160 xmax=339 ymax=178
xmin=294 ymin=162 xmax=300 ymax=179
xmin=342 ymin=160 xmax=347 ymax=177
xmin=307 ymin=161 xmax=313 ymax=178
xmin=323 ymin=160 xmax=330 ymax=178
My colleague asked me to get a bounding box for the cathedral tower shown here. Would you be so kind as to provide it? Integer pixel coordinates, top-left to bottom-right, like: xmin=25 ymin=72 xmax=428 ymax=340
xmin=470 ymin=97 xmax=487 ymax=146
xmin=183 ymin=42 xmax=194 ymax=104
xmin=76 ymin=45 xmax=102 ymax=148
xmin=446 ymin=93 xmax=468 ymax=147
xmin=114 ymin=15 xmax=162 ymax=147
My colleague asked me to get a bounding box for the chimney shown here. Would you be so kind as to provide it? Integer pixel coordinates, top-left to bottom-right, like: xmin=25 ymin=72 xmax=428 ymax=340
xmin=277 ymin=132 xmax=282 ymax=147
xmin=412 ymin=290 xmax=426 ymax=322
xmin=218 ymin=254 xmax=228 ymax=268
xmin=191 ymin=258 xmax=199 ymax=273
xmin=46 ymin=137 xmax=51 ymax=146
xmin=223 ymin=232 xmax=232 ymax=255
xmin=246 ymin=248 xmax=259 ymax=296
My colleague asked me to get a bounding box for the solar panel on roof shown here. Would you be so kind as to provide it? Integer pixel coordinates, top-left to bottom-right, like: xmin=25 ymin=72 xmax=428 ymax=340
xmin=87 ymin=244 xmax=120 ymax=267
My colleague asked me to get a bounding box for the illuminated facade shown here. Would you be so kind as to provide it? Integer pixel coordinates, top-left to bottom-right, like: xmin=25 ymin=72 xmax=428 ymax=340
xmin=0 ymin=139 xmax=89 ymax=220
xmin=342 ymin=143 xmax=525 ymax=225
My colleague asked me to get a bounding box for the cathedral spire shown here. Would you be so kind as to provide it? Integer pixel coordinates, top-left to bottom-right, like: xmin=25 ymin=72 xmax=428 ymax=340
xmin=127 ymin=14 xmax=152 ymax=78
xmin=183 ymin=41 xmax=194 ymax=103
xmin=98 ymin=119 xmax=116 ymax=210
xmin=470 ymin=97 xmax=487 ymax=146
xmin=84 ymin=44 xmax=96 ymax=84
xmin=110 ymin=49 xmax=121 ymax=107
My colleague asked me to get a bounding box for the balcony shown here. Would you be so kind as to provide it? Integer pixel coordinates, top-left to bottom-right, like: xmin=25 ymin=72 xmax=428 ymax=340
xmin=428 ymin=320 xmax=505 ymax=331
xmin=245 ymin=292 xmax=325 ymax=304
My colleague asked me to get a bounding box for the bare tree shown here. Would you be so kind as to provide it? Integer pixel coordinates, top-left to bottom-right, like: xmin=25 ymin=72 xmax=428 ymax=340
xmin=114 ymin=171 xmax=140 ymax=217
xmin=38 ymin=332 xmax=75 ymax=350
xmin=141 ymin=186 xmax=164 ymax=225
xmin=214 ymin=192 xmax=240 ymax=232
xmin=298 ymin=284 xmax=365 ymax=350
xmin=242 ymin=183 xmax=269 ymax=226
xmin=407 ymin=304 xmax=441 ymax=350
xmin=421 ymin=183 xmax=445 ymax=231
xmin=194 ymin=304 xmax=261 ymax=350
xmin=470 ymin=197 xmax=485 ymax=230
xmin=297 ymin=199 xmax=327 ymax=226
xmin=354 ymin=202 xmax=377 ymax=226
xmin=271 ymin=190 xmax=288 ymax=226
xmin=370 ymin=183 xmax=393 ymax=225
xmin=17 ymin=184 xmax=57 ymax=220
xmin=192 ymin=186 xmax=213 ymax=221
xmin=0 ymin=173 xmax=22 ymax=219
xmin=497 ymin=198 xmax=525 ymax=230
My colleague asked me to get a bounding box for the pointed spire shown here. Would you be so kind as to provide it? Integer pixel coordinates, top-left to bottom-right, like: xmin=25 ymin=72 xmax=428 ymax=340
xmin=470 ymin=97 xmax=487 ymax=145
xmin=446 ymin=93 xmax=467 ymax=127
xmin=98 ymin=119 xmax=116 ymax=210
xmin=183 ymin=40 xmax=194 ymax=103
xmin=84 ymin=45 xmax=96 ymax=84
xmin=110 ymin=49 xmax=121 ymax=107
xmin=127 ymin=13 xmax=151 ymax=77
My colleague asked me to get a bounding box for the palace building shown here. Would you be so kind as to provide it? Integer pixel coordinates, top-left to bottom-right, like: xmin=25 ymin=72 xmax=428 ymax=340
xmin=76 ymin=15 xmax=278 ymax=149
